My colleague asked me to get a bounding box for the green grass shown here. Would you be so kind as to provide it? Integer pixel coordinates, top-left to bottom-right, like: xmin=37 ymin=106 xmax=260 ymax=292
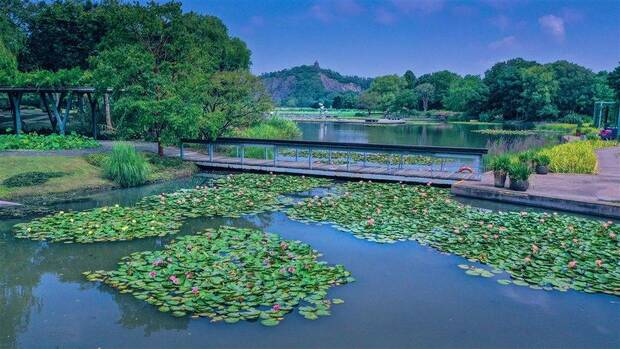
xmin=0 ymin=156 xmax=110 ymax=199
xmin=103 ymin=144 xmax=150 ymax=188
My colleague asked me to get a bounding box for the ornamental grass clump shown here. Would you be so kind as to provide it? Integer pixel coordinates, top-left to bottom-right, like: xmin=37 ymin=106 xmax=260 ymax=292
xmin=538 ymin=140 xmax=618 ymax=174
xmin=83 ymin=226 xmax=354 ymax=325
xmin=287 ymin=181 xmax=620 ymax=295
xmin=103 ymin=143 xmax=150 ymax=187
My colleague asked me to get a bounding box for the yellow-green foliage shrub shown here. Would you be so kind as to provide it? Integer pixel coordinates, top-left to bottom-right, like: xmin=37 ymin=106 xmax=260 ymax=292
xmin=539 ymin=140 xmax=617 ymax=174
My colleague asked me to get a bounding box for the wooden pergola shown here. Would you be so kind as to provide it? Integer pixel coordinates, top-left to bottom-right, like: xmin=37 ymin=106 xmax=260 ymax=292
xmin=1 ymin=87 xmax=111 ymax=139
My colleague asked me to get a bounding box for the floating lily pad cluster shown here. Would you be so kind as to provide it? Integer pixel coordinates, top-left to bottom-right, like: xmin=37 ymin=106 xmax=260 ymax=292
xmin=14 ymin=205 xmax=181 ymax=243
xmin=84 ymin=226 xmax=354 ymax=325
xmin=278 ymin=149 xmax=450 ymax=166
xmin=287 ymin=181 xmax=620 ymax=295
xmin=14 ymin=174 xmax=332 ymax=243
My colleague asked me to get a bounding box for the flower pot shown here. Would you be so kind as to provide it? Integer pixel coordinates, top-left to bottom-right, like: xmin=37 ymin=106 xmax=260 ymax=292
xmin=535 ymin=165 xmax=548 ymax=175
xmin=509 ymin=179 xmax=529 ymax=191
xmin=493 ymin=171 xmax=507 ymax=188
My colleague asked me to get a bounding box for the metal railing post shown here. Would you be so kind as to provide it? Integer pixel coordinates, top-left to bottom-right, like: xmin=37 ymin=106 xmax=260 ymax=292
xmin=387 ymin=153 xmax=391 ymax=171
xmin=295 ymin=148 xmax=299 ymax=162
xmin=399 ymin=153 xmax=403 ymax=169
xmin=179 ymin=142 xmax=184 ymax=160
xmin=208 ymin=143 xmax=213 ymax=162
xmin=309 ymin=148 xmax=313 ymax=169
xmin=363 ymin=152 xmax=367 ymax=167
xmin=328 ymin=150 xmax=332 ymax=165
xmin=274 ymin=145 xmax=278 ymax=166
xmin=347 ymin=151 xmax=351 ymax=171
xmin=240 ymin=145 xmax=245 ymax=166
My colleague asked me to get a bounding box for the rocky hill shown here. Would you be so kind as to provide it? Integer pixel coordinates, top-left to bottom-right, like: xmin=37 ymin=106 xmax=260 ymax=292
xmin=260 ymin=62 xmax=371 ymax=107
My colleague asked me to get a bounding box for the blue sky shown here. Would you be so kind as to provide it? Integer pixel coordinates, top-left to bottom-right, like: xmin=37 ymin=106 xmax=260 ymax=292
xmin=176 ymin=0 xmax=620 ymax=77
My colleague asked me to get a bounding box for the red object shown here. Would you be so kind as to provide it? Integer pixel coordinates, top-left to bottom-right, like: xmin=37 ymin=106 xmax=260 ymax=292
xmin=458 ymin=166 xmax=473 ymax=173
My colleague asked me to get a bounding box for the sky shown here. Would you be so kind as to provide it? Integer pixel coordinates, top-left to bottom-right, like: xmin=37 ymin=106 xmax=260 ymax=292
xmin=175 ymin=0 xmax=620 ymax=78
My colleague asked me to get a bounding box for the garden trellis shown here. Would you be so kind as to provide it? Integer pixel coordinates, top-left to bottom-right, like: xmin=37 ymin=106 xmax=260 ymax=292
xmin=593 ymin=101 xmax=620 ymax=140
xmin=1 ymin=87 xmax=111 ymax=139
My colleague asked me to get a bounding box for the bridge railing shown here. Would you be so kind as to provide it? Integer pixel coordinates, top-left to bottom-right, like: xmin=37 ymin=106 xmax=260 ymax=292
xmin=180 ymin=137 xmax=488 ymax=181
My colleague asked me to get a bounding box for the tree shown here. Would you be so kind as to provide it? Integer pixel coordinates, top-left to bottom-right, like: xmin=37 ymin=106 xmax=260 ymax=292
xmin=518 ymin=65 xmax=559 ymax=120
xmin=20 ymin=0 xmax=107 ymax=71
xmin=332 ymin=95 xmax=343 ymax=109
xmin=194 ymin=70 xmax=272 ymax=139
xmin=415 ymin=83 xmax=435 ymax=111
xmin=443 ymin=75 xmax=489 ymax=116
xmin=484 ymin=58 xmax=538 ymax=119
xmin=363 ymin=75 xmax=404 ymax=115
xmin=392 ymin=89 xmax=418 ymax=114
xmin=608 ymin=63 xmax=620 ymax=101
xmin=357 ymin=91 xmax=380 ymax=115
xmin=416 ymin=70 xmax=460 ymax=109
xmin=593 ymin=71 xmax=615 ymax=102
xmin=0 ymin=39 xmax=17 ymax=84
xmin=547 ymin=60 xmax=596 ymax=115
xmin=403 ymin=70 xmax=416 ymax=89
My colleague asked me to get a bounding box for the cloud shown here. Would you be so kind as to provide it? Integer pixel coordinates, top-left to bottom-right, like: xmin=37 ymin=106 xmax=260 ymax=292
xmin=490 ymin=15 xmax=510 ymax=30
xmin=375 ymin=7 xmax=397 ymax=25
xmin=538 ymin=14 xmax=565 ymax=41
xmin=307 ymin=0 xmax=364 ymax=23
xmin=390 ymin=0 xmax=445 ymax=14
xmin=488 ymin=35 xmax=517 ymax=50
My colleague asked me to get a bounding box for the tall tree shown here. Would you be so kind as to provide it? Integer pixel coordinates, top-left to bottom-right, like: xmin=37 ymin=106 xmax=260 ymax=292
xmin=608 ymin=63 xmax=620 ymax=101
xmin=414 ymin=83 xmax=435 ymax=112
xmin=483 ymin=58 xmax=538 ymax=119
xmin=403 ymin=70 xmax=416 ymax=89
xmin=416 ymin=70 xmax=460 ymax=109
xmin=443 ymin=75 xmax=489 ymax=116
xmin=547 ymin=60 xmax=596 ymax=115
xmin=20 ymin=0 xmax=107 ymax=71
xmin=518 ymin=65 xmax=559 ymax=120
xmin=363 ymin=75 xmax=404 ymax=115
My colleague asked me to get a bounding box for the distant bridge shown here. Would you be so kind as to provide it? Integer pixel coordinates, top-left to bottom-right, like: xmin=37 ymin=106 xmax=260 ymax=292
xmin=180 ymin=138 xmax=487 ymax=184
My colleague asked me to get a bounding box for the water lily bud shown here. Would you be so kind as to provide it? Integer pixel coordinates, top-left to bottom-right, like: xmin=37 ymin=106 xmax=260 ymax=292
xmin=568 ymin=260 xmax=577 ymax=269
xmin=595 ymin=259 xmax=603 ymax=268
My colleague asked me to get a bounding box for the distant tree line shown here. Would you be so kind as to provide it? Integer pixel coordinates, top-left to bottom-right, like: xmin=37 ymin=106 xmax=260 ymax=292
xmin=332 ymin=59 xmax=620 ymax=122
xmin=0 ymin=0 xmax=272 ymax=154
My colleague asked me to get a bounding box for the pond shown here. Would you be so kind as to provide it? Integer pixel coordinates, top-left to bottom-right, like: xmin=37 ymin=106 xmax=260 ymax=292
xmin=296 ymin=121 xmax=555 ymax=150
xmin=1 ymin=176 xmax=618 ymax=348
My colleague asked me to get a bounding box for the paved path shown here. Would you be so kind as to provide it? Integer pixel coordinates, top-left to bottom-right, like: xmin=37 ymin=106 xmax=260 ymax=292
xmin=452 ymin=146 xmax=620 ymax=218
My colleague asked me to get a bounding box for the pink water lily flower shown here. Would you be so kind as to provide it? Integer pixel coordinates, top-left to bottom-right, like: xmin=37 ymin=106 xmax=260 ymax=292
xmin=169 ymin=275 xmax=180 ymax=285
xmin=367 ymin=218 xmax=375 ymax=226
xmin=185 ymin=272 xmax=193 ymax=279
xmin=287 ymin=266 xmax=296 ymax=273
xmin=191 ymin=287 xmax=200 ymax=295
xmin=280 ymin=242 xmax=288 ymax=250
xmin=595 ymin=259 xmax=604 ymax=268
xmin=152 ymin=259 xmax=163 ymax=267
xmin=272 ymin=304 xmax=281 ymax=312
xmin=149 ymin=271 xmax=157 ymax=278
xmin=568 ymin=260 xmax=577 ymax=269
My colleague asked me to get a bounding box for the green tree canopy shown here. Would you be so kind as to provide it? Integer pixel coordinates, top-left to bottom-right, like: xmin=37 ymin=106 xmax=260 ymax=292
xmin=414 ymin=83 xmax=435 ymax=112
xmin=608 ymin=63 xmax=620 ymax=101
xmin=416 ymin=70 xmax=460 ymax=109
xmin=443 ymin=75 xmax=489 ymax=116
xmin=362 ymin=75 xmax=404 ymax=114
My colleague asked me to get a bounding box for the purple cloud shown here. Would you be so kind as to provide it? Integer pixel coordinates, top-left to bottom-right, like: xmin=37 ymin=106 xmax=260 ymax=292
xmin=375 ymin=7 xmax=397 ymax=25
xmin=488 ymin=35 xmax=517 ymax=50
xmin=390 ymin=0 xmax=445 ymax=14
xmin=539 ymin=14 xmax=565 ymax=41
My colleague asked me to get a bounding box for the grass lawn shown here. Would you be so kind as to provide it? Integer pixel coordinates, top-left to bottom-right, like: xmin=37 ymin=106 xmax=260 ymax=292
xmin=0 ymin=156 xmax=110 ymax=199
xmin=0 ymin=153 xmax=197 ymax=200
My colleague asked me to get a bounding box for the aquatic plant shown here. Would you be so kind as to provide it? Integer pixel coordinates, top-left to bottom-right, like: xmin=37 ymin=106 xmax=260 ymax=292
xmin=14 ymin=174 xmax=332 ymax=243
xmin=0 ymin=132 xmax=100 ymax=150
xmin=287 ymin=181 xmax=620 ymax=295
xmin=473 ymin=129 xmax=538 ymax=136
xmin=14 ymin=205 xmax=181 ymax=243
xmin=103 ymin=143 xmax=150 ymax=187
xmin=83 ymin=226 xmax=354 ymax=325
xmin=278 ymin=149 xmax=449 ymax=166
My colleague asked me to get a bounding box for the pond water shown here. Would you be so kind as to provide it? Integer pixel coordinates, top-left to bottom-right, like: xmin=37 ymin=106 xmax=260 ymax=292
xmin=1 ymin=176 xmax=618 ymax=348
xmin=296 ymin=121 xmax=554 ymax=150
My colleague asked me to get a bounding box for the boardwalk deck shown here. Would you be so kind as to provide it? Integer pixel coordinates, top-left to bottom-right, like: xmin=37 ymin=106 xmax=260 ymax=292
xmin=180 ymin=138 xmax=487 ymax=184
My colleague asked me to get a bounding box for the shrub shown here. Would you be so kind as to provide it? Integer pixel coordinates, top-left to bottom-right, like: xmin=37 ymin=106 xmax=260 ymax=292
xmin=84 ymin=153 xmax=108 ymax=167
xmin=539 ymin=140 xmax=617 ymax=174
xmin=0 ymin=132 xmax=100 ymax=150
xmin=560 ymin=113 xmax=592 ymax=125
xmin=103 ymin=143 xmax=150 ymax=187
xmin=487 ymin=154 xmax=511 ymax=172
xmin=507 ymin=162 xmax=532 ymax=181
xmin=3 ymin=171 xmax=66 ymax=187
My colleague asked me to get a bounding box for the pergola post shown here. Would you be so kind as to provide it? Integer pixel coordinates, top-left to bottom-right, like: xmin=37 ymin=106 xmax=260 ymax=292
xmin=8 ymin=92 xmax=23 ymax=135
xmin=86 ymin=92 xmax=98 ymax=139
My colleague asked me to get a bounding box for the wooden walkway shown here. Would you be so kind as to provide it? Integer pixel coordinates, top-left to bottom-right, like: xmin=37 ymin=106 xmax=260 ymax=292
xmin=180 ymin=138 xmax=488 ymax=184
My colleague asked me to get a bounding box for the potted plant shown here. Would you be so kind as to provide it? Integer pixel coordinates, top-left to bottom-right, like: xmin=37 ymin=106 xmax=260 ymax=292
xmin=533 ymin=153 xmax=550 ymax=175
xmin=508 ymin=162 xmax=532 ymax=191
xmin=488 ymin=155 xmax=511 ymax=188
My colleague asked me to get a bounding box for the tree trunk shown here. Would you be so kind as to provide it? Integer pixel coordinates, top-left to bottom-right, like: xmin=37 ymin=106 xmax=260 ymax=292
xmin=157 ymin=140 xmax=164 ymax=157
xmin=422 ymin=98 xmax=428 ymax=112
xmin=104 ymin=93 xmax=113 ymax=130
